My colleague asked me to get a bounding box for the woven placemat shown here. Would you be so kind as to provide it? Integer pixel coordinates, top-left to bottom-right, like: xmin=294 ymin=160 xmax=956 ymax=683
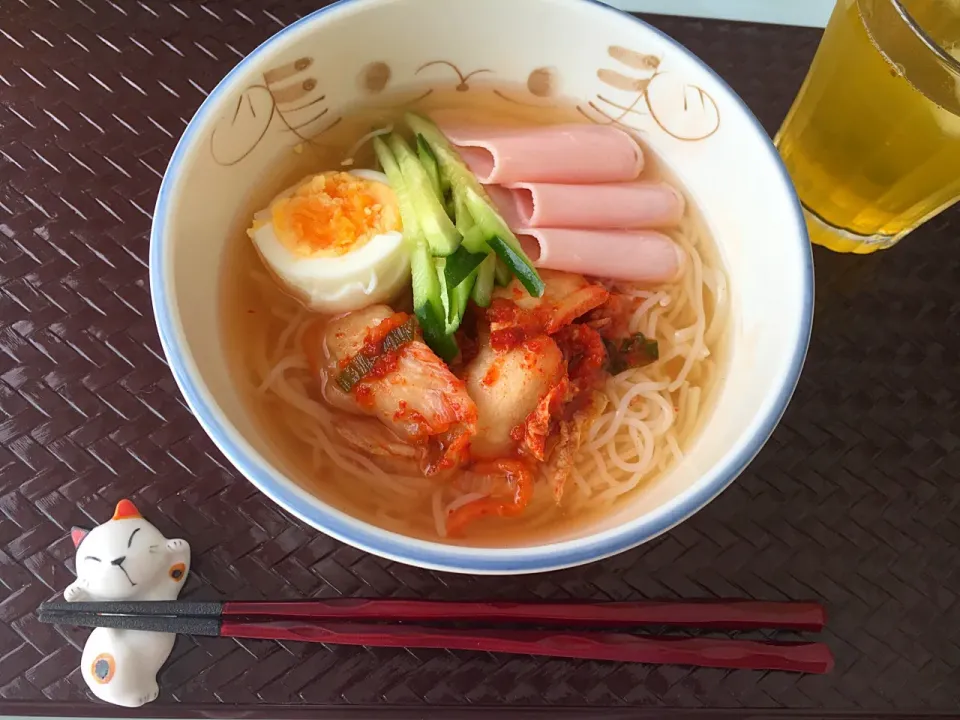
xmin=1 ymin=0 xmax=959 ymax=715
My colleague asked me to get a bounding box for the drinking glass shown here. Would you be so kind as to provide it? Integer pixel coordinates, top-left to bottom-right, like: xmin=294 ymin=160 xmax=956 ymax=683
xmin=775 ymin=0 xmax=960 ymax=253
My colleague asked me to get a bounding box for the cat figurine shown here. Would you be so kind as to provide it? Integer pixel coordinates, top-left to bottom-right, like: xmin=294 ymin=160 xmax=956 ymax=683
xmin=65 ymin=499 xmax=190 ymax=707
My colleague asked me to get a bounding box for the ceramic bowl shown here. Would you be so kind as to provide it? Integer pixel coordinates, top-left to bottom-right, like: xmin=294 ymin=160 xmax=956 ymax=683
xmin=150 ymin=0 xmax=813 ymax=574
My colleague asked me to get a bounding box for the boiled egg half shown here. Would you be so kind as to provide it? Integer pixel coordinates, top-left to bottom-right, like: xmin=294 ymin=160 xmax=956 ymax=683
xmin=248 ymin=169 xmax=410 ymax=314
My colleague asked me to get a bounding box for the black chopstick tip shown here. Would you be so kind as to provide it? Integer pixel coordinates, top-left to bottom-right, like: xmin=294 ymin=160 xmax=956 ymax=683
xmin=38 ymin=601 xmax=70 ymax=614
xmin=34 ymin=607 xmax=222 ymax=636
xmin=35 ymin=600 xmax=224 ymax=618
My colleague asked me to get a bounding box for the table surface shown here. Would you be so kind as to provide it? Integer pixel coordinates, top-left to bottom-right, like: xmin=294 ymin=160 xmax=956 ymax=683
xmin=1 ymin=1 xmax=959 ymax=716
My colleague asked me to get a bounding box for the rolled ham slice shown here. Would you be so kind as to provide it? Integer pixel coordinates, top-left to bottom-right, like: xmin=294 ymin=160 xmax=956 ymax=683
xmin=504 ymin=181 xmax=685 ymax=229
xmin=484 ymin=184 xmax=683 ymax=283
xmin=483 ymin=184 xmax=523 ymax=228
xmin=437 ymin=120 xmax=644 ymax=184
xmin=517 ymin=229 xmax=684 ymax=284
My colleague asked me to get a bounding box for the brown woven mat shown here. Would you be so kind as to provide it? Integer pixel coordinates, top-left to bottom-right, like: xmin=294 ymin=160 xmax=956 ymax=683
xmin=2 ymin=0 xmax=959 ymax=714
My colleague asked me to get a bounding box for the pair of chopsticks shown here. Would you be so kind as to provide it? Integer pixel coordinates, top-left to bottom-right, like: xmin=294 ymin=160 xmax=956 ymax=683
xmin=37 ymin=598 xmax=833 ymax=673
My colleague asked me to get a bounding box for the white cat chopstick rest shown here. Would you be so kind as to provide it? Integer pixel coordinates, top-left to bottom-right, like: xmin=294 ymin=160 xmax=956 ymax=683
xmin=65 ymin=499 xmax=190 ymax=707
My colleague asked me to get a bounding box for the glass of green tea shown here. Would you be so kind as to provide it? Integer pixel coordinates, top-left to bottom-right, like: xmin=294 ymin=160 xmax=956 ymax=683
xmin=775 ymin=0 xmax=960 ymax=254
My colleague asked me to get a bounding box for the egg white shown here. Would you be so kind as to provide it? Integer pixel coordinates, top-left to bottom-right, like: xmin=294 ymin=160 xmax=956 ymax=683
xmin=249 ymin=170 xmax=410 ymax=314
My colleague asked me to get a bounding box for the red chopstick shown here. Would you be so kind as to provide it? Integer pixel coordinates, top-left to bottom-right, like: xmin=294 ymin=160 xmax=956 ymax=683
xmin=223 ymin=619 xmax=833 ymax=673
xmin=36 ymin=607 xmax=833 ymax=673
xmin=222 ymin=598 xmax=826 ymax=631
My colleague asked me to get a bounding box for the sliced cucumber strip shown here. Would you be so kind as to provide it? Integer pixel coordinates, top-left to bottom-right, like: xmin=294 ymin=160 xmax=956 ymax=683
xmin=494 ymin=257 xmax=511 ymax=286
xmin=387 ymin=133 xmax=461 ymax=256
xmin=438 ymin=260 xmax=477 ymax=335
xmin=451 ymin=270 xmax=477 ymax=331
xmin=452 ymin=181 xmax=475 ymax=235
xmin=416 ymin=133 xmax=442 ymax=202
xmin=373 ymin=136 xmax=419 ymax=241
xmin=462 ymin=187 xmax=543 ymax=296
xmin=407 ymin=113 xmax=491 ymax=203
xmin=487 ymin=235 xmax=545 ymax=297
xmin=443 ymin=244 xmax=487 ymax=289
xmin=471 ymin=253 xmax=496 ymax=307
xmin=411 ymin=240 xmax=457 ymax=360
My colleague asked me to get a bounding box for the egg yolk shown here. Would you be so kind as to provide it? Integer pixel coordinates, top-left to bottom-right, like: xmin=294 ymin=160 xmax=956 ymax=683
xmin=272 ymin=172 xmax=401 ymax=258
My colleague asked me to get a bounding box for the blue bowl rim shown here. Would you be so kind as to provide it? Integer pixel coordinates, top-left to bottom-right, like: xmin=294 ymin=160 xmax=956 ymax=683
xmin=149 ymin=0 xmax=814 ymax=575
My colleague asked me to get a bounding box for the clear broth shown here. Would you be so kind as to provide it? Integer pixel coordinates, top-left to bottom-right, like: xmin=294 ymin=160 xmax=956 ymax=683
xmin=220 ymin=84 xmax=730 ymax=545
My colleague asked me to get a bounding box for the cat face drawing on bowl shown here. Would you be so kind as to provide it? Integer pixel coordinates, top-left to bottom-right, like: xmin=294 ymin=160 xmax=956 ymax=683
xmin=355 ymin=58 xmax=566 ymax=109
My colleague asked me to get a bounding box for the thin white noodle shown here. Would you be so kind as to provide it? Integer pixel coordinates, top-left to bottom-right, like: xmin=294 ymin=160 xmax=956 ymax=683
xmin=268 ymin=372 xmax=328 ymax=422
xmin=590 ymin=448 xmax=621 ymax=488
xmin=604 ymin=417 xmax=656 ymax=475
xmin=571 ymin=466 xmax=591 ymax=494
xmin=341 ymin=125 xmax=393 ymax=166
xmin=679 ymin=387 xmax=702 ymax=439
xmin=273 ymin=310 xmax=304 ymax=363
xmin=704 ymin=269 xmax=729 ymax=348
xmin=587 ymin=380 xmax=670 ymax=449
xmin=294 ymin=317 xmax=318 ymax=354
xmin=658 ymin=318 xmax=679 ymax=341
xmin=446 ymin=492 xmax=489 ymax=514
xmin=257 ymin=354 xmax=309 ymax=393
xmin=646 ymin=305 xmax=666 ymax=339
xmin=645 ymin=392 xmax=676 ymax=437
xmin=667 ymin=435 xmax=684 ymax=464
xmin=629 ymin=292 xmax=667 ymax=334
xmin=669 ymin=229 xmax=705 ymax=392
